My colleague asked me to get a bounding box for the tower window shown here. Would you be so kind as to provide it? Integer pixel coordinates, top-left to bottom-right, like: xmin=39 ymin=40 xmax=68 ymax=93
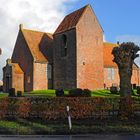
xmin=61 ymin=34 xmax=67 ymax=57
xmin=27 ymin=76 xmax=30 ymax=83
xmin=47 ymin=64 xmax=52 ymax=80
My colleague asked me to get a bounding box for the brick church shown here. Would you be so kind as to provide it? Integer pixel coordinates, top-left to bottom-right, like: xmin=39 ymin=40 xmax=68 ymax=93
xmin=3 ymin=4 xmax=140 ymax=93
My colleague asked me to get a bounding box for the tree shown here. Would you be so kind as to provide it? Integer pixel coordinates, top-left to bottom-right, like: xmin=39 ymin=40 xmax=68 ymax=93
xmin=0 ymin=48 xmax=1 ymax=55
xmin=112 ymin=42 xmax=140 ymax=119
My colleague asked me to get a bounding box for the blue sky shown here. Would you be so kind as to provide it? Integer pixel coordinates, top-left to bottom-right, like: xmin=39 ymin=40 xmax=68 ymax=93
xmin=0 ymin=0 xmax=140 ymax=80
xmin=67 ymin=0 xmax=140 ymax=44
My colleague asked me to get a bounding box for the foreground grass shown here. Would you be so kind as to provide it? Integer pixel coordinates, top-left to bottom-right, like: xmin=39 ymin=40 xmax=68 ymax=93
xmin=0 ymin=119 xmax=139 ymax=135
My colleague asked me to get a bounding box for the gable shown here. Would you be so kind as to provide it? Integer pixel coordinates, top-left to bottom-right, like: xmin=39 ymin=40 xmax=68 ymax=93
xmin=22 ymin=29 xmax=53 ymax=63
xmin=55 ymin=4 xmax=103 ymax=35
xmin=12 ymin=30 xmax=33 ymax=63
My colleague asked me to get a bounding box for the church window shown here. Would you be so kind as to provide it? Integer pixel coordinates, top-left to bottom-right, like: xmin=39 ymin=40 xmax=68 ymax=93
xmin=27 ymin=76 xmax=30 ymax=83
xmin=108 ymin=68 xmax=115 ymax=80
xmin=61 ymin=34 xmax=67 ymax=57
xmin=47 ymin=64 xmax=52 ymax=80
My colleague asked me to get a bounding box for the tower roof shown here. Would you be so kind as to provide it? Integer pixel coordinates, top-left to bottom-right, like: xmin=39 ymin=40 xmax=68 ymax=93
xmin=54 ymin=5 xmax=89 ymax=34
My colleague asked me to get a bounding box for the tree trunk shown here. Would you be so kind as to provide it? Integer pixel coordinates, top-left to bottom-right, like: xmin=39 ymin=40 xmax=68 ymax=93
xmin=119 ymin=67 xmax=133 ymax=119
xmin=119 ymin=67 xmax=132 ymax=97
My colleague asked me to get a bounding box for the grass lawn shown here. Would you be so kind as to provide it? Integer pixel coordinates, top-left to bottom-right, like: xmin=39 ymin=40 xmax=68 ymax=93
xmin=1 ymin=89 xmax=140 ymax=99
xmin=0 ymin=92 xmax=8 ymax=98
xmin=24 ymin=89 xmax=118 ymax=98
xmin=0 ymin=118 xmax=139 ymax=135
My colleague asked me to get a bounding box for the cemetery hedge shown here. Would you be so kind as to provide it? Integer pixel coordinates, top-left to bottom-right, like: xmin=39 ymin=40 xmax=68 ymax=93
xmin=0 ymin=97 xmax=139 ymax=120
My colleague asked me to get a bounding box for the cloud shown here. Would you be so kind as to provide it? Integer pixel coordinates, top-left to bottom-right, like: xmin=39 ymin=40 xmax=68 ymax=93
xmin=0 ymin=0 xmax=79 ymax=80
xmin=116 ymin=35 xmax=140 ymax=67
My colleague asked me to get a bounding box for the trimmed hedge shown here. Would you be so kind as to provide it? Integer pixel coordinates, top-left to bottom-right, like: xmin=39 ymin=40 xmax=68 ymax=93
xmin=0 ymin=97 xmax=139 ymax=120
xmin=68 ymin=88 xmax=91 ymax=97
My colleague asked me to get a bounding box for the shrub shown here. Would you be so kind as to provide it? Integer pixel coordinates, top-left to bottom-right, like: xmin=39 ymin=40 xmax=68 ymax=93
xmin=9 ymin=88 xmax=16 ymax=97
xmin=137 ymin=87 xmax=140 ymax=95
xmin=83 ymin=89 xmax=91 ymax=97
xmin=110 ymin=86 xmax=118 ymax=94
xmin=68 ymin=88 xmax=91 ymax=97
xmin=17 ymin=91 xmax=22 ymax=97
xmin=0 ymin=86 xmax=3 ymax=92
xmin=68 ymin=88 xmax=83 ymax=97
xmin=55 ymin=89 xmax=64 ymax=97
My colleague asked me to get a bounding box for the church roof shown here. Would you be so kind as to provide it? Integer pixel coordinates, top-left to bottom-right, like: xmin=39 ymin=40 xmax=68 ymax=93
xmin=103 ymin=42 xmax=139 ymax=69
xmin=21 ymin=28 xmax=53 ymax=62
xmin=103 ymin=42 xmax=117 ymax=68
xmin=54 ymin=5 xmax=88 ymax=34
xmin=12 ymin=63 xmax=24 ymax=74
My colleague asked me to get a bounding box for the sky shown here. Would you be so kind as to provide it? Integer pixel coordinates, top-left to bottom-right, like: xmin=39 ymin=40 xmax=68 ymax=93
xmin=0 ymin=0 xmax=140 ymax=80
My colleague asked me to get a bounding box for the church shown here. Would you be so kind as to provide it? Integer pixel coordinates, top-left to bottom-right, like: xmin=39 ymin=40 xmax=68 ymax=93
xmin=3 ymin=4 xmax=140 ymax=93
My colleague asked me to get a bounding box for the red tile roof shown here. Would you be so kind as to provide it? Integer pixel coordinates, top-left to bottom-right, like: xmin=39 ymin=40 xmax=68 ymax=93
xmin=21 ymin=29 xmax=53 ymax=62
xmin=103 ymin=42 xmax=117 ymax=68
xmin=54 ymin=5 xmax=88 ymax=34
xmin=103 ymin=42 xmax=139 ymax=69
xmin=12 ymin=63 xmax=24 ymax=74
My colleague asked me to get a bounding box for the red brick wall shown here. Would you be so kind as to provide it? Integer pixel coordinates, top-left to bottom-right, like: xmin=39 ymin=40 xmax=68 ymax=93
xmin=12 ymin=69 xmax=24 ymax=93
xmin=11 ymin=30 xmax=33 ymax=92
xmin=104 ymin=67 xmax=139 ymax=88
xmin=33 ymin=62 xmax=48 ymax=90
xmin=76 ymin=5 xmax=104 ymax=90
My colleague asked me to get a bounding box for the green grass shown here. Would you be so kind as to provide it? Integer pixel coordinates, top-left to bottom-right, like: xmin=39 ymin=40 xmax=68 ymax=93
xmin=23 ymin=89 xmax=140 ymax=98
xmin=91 ymin=90 xmax=119 ymax=98
xmin=0 ymin=119 xmax=139 ymax=135
xmin=0 ymin=92 xmax=8 ymax=98
xmin=1 ymin=89 xmax=140 ymax=99
xmin=24 ymin=89 xmax=120 ymax=98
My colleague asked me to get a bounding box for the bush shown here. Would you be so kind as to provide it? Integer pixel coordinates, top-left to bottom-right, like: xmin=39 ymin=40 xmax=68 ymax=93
xmin=68 ymin=88 xmax=83 ymax=97
xmin=9 ymin=88 xmax=16 ymax=97
xmin=83 ymin=89 xmax=91 ymax=97
xmin=110 ymin=86 xmax=118 ymax=94
xmin=17 ymin=91 xmax=22 ymax=97
xmin=0 ymin=86 xmax=3 ymax=92
xmin=55 ymin=89 xmax=64 ymax=97
xmin=68 ymin=88 xmax=91 ymax=97
xmin=137 ymin=87 xmax=140 ymax=95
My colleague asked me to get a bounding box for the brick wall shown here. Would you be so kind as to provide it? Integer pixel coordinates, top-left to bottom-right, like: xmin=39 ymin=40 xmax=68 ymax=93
xmin=11 ymin=30 xmax=33 ymax=92
xmin=12 ymin=67 xmax=24 ymax=93
xmin=53 ymin=29 xmax=77 ymax=89
xmin=33 ymin=62 xmax=48 ymax=90
xmin=104 ymin=67 xmax=139 ymax=88
xmin=76 ymin=6 xmax=104 ymax=90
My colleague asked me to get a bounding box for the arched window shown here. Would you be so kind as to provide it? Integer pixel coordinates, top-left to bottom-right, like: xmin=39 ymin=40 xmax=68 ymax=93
xmin=61 ymin=34 xmax=67 ymax=57
xmin=47 ymin=64 xmax=52 ymax=80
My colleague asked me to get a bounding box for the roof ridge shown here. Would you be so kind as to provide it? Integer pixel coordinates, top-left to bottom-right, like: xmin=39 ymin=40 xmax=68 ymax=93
xmin=22 ymin=28 xmax=53 ymax=35
xmin=104 ymin=42 xmax=118 ymax=46
xmin=54 ymin=5 xmax=89 ymax=34
xmin=64 ymin=4 xmax=88 ymax=19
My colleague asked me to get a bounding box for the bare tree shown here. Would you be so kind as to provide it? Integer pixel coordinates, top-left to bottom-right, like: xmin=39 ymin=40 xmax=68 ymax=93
xmin=112 ymin=42 xmax=140 ymax=119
